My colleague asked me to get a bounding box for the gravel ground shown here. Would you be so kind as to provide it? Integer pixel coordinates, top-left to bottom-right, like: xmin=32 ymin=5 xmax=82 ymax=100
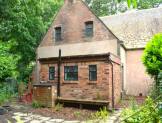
xmin=0 ymin=100 xmax=96 ymax=123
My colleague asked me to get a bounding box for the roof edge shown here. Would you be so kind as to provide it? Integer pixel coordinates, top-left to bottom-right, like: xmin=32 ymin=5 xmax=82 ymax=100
xmin=80 ymin=0 xmax=120 ymax=41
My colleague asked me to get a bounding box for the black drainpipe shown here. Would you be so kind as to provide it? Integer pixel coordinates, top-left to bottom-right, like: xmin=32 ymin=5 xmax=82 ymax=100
xmin=108 ymin=53 xmax=115 ymax=109
xmin=57 ymin=49 xmax=61 ymax=97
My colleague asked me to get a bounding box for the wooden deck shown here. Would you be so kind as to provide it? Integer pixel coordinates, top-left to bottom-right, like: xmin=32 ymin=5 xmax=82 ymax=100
xmin=56 ymin=97 xmax=109 ymax=109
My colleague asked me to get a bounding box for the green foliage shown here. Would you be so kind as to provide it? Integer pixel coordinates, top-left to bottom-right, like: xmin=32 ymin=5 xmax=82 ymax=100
xmin=0 ymin=41 xmax=18 ymax=81
xmin=127 ymin=0 xmax=137 ymax=8
xmin=0 ymin=82 xmax=16 ymax=105
xmin=85 ymin=0 xmax=162 ymax=16
xmin=121 ymin=97 xmax=160 ymax=123
xmin=158 ymin=71 xmax=162 ymax=93
xmin=32 ymin=100 xmax=43 ymax=108
xmin=90 ymin=107 xmax=109 ymax=121
xmin=130 ymin=97 xmax=138 ymax=110
xmin=0 ymin=0 xmax=63 ymax=81
xmin=74 ymin=111 xmax=81 ymax=118
xmin=142 ymin=33 xmax=162 ymax=77
xmin=53 ymin=103 xmax=63 ymax=111
xmin=86 ymin=0 xmax=127 ymax=16
xmin=18 ymin=82 xmax=26 ymax=99
xmin=138 ymin=0 xmax=162 ymax=9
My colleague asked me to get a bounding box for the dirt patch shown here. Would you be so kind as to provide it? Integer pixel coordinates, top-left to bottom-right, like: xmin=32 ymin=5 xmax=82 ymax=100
xmin=31 ymin=107 xmax=96 ymax=121
xmin=115 ymin=96 xmax=146 ymax=108
xmin=0 ymin=99 xmax=97 ymax=122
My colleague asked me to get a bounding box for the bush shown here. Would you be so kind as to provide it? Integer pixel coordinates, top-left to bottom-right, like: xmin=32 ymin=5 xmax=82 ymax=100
xmin=121 ymin=97 xmax=161 ymax=123
xmin=142 ymin=33 xmax=162 ymax=77
xmin=0 ymin=41 xmax=19 ymax=81
xmin=0 ymin=82 xmax=16 ymax=105
xmin=52 ymin=103 xmax=63 ymax=111
xmin=32 ymin=100 xmax=43 ymax=108
xmin=90 ymin=107 xmax=109 ymax=122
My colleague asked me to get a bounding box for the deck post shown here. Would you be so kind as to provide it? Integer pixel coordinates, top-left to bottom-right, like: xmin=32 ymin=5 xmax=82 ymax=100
xmin=57 ymin=49 xmax=61 ymax=97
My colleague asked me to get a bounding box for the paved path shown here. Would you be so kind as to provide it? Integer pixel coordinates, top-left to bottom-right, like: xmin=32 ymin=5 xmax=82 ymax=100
xmin=12 ymin=112 xmax=81 ymax=123
xmin=10 ymin=110 xmax=122 ymax=123
xmin=1 ymin=103 xmax=122 ymax=123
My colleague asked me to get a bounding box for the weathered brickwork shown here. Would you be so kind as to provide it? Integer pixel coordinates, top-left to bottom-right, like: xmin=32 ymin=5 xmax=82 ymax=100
xmin=33 ymin=0 xmax=122 ymax=108
xmin=39 ymin=0 xmax=117 ymax=47
xmin=39 ymin=56 xmax=121 ymax=105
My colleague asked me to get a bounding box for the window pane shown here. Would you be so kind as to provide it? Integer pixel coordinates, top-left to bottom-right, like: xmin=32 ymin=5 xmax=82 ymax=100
xmin=49 ymin=67 xmax=55 ymax=72
xmin=64 ymin=66 xmax=78 ymax=81
xmin=85 ymin=21 xmax=93 ymax=37
xmin=90 ymin=71 xmax=97 ymax=81
xmin=55 ymin=27 xmax=61 ymax=41
xmin=49 ymin=67 xmax=55 ymax=80
xmin=49 ymin=73 xmax=54 ymax=80
xmin=89 ymin=65 xmax=97 ymax=71
xmin=89 ymin=65 xmax=97 ymax=81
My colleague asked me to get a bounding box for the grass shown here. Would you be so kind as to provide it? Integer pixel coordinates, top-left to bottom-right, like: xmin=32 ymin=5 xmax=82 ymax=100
xmin=0 ymin=82 xmax=17 ymax=105
xmin=32 ymin=100 xmax=43 ymax=108
xmin=86 ymin=107 xmax=110 ymax=122
xmin=52 ymin=103 xmax=63 ymax=112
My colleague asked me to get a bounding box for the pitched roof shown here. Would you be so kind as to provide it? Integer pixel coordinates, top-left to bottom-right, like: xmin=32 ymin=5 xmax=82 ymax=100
xmin=100 ymin=7 xmax=162 ymax=49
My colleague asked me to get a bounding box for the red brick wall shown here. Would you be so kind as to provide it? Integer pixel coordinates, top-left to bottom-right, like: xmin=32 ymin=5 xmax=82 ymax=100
xmin=39 ymin=0 xmax=117 ymax=47
xmin=39 ymin=57 xmax=121 ymax=105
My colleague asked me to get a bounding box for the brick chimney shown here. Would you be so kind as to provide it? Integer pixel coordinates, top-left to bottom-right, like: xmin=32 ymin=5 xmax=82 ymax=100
xmin=64 ymin=0 xmax=74 ymax=4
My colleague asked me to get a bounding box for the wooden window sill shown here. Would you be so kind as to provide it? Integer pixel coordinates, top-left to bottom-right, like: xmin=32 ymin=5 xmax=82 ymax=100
xmin=62 ymin=82 xmax=79 ymax=84
xmin=88 ymin=82 xmax=97 ymax=84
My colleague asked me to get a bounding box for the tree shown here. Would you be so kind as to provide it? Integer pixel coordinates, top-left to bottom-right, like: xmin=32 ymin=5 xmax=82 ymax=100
xmin=142 ymin=33 xmax=162 ymax=77
xmin=0 ymin=41 xmax=18 ymax=81
xmin=138 ymin=0 xmax=162 ymax=9
xmin=85 ymin=0 xmax=162 ymax=16
xmin=85 ymin=0 xmax=128 ymax=16
xmin=0 ymin=0 xmax=63 ymax=81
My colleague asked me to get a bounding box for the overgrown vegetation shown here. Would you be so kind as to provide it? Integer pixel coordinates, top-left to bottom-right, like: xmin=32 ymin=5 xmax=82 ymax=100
xmin=52 ymin=103 xmax=63 ymax=112
xmin=121 ymin=97 xmax=161 ymax=123
xmin=85 ymin=0 xmax=162 ymax=16
xmin=32 ymin=100 xmax=43 ymax=108
xmin=0 ymin=82 xmax=17 ymax=105
xmin=121 ymin=70 xmax=162 ymax=122
xmin=142 ymin=33 xmax=162 ymax=95
xmin=121 ymin=35 xmax=162 ymax=122
xmin=0 ymin=0 xmax=63 ymax=82
xmin=88 ymin=107 xmax=109 ymax=122
xmin=142 ymin=33 xmax=162 ymax=78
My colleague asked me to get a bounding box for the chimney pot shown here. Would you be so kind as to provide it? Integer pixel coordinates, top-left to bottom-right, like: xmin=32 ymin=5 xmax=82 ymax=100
xmin=64 ymin=0 xmax=74 ymax=4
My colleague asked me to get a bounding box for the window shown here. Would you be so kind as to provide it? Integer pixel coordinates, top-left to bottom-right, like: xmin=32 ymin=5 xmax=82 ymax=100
xmin=49 ymin=67 xmax=55 ymax=80
xmin=85 ymin=21 xmax=93 ymax=37
xmin=89 ymin=65 xmax=97 ymax=81
xmin=55 ymin=27 xmax=62 ymax=41
xmin=64 ymin=66 xmax=78 ymax=81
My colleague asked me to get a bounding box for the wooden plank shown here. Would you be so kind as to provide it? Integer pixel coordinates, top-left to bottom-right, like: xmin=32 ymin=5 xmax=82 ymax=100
xmin=57 ymin=97 xmax=109 ymax=106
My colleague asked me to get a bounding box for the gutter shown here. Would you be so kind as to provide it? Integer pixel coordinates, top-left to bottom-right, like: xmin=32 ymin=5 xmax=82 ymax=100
xmin=108 ymin=53 xmax=115 ymax=109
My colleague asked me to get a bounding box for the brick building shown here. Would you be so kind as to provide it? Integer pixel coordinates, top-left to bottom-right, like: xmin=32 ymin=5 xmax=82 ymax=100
xmin=33 ymin=0 xmax=162 ymax=108
xmin=101 ymin=7 xmax=162 ymax=96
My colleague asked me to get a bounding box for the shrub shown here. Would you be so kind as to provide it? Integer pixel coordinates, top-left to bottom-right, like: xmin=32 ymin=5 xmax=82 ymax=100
xmin=121 ymin=97 xmax=160 ymax=123
xmin=32 ymin=100 xmax=43 ymax=108
xmin=18 ymin=82 xmax=26 ymax=101
xmin=142 ymin=33 xmax=162 ymax=77
xmin=53 ymin=103 xmax=63 ymax=111
xmin=0 ymin=82 xmax=15 ymax=106
xmin=90 ymin=107 xmax=109 ymax=122
xmin=74 ymin=111 xmax=81 ymax=118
